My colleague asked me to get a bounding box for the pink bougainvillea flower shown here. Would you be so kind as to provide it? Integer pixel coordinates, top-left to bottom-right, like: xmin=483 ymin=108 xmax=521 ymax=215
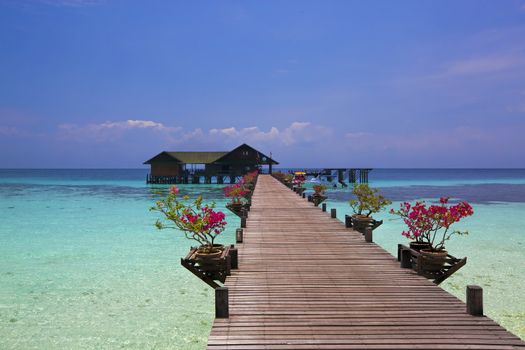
xmin=391 ymin=198 xmax=474 ymax=251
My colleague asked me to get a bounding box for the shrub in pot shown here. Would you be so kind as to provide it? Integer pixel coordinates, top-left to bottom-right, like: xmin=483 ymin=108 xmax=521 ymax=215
xmin=151 ymin=186 xmax=227 ymax=270
xmin=223 ymin=182 xmax=249 ymax=216
xmin=312 ymin=184 xmax=328 ymax=206
xmin=293 ymin=172 xmax=306 ymax=195
xmin=242 ymin=170 xmax=258 ymax=190
xmin=349 ymin=184 xmax=391 ymax=232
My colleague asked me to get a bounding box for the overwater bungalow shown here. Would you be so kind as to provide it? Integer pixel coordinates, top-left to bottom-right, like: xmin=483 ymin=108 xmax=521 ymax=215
xmin=144 ymin=143 xmax=278 ymax=184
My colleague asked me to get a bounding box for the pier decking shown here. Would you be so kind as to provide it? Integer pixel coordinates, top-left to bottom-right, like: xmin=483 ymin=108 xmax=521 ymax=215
xmin=207 ymin=175 xmax=525 ymax=349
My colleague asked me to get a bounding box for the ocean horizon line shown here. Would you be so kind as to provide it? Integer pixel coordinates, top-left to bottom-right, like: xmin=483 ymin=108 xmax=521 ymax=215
xmin=1 ymin=167 xmax=525 ymax=170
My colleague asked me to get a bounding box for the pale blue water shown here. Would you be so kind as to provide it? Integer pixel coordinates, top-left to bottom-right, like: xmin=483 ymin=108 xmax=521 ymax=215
xmin=1 ymin=169 xmax=524 ymax=349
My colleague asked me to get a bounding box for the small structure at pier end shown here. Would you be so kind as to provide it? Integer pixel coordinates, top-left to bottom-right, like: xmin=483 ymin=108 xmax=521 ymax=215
xmin=144 ymin=143 xmax=278 ymax=184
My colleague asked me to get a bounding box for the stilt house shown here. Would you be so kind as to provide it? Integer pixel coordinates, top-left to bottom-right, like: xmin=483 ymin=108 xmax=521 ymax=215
xmin=144 ymin=143 xmax=278 ymax=184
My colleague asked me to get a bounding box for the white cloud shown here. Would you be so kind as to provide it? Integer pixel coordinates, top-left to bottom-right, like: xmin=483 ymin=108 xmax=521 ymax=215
xmin=58 ymin=119 xmax=181 ymax=142
xmin=205 ymin=122 xmax=330 ymax=146
xmin=97 ymin=119 xmax=178 ymax=131
xmin=54 ymin=118 xmax=336 ymax=149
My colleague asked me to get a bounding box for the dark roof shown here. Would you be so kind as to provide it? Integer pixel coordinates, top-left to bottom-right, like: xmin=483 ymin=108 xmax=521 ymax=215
xmin=169 ymin=151 xmax=228 ymax=164
xmin=214 ymin=143 xmax=279 ymax=165
xmin=143 ymin=144 xmax=278 ymax=165
xmin=143 ymin=151 xmax=228 ymax=164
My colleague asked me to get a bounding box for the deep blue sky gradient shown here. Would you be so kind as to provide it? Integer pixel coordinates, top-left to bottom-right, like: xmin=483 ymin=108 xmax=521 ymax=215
xmin=1 ymin=0 xmax=525 ymax=167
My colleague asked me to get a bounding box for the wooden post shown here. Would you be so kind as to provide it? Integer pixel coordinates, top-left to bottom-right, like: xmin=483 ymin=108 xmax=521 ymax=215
xmin=215 ymin=287 xmax=229 ymax=318
xmin=364 ymin=227 xmax=373 ymax=242
xmin=322 ymin=203 xmax=327 ymax=212
xmin=345 ymin=215 xmax=352 ymax=228
xmin=241 ymin=208 xmax=248 ymax=218
xmin=225 ymin=254 xmax=231 ymax=276
xmin=466 ymin=285 xmax=483 ymax=316
xmin=302 ymin=192 xmax=306 ymax=199
xmin=240 ymin=216 xmax=246 ymax=228
xmin=229 ymin=245 xmax=238 ymax=269
xmin=400 ymin=248 xmax=412 ymax=268
xmin=331 ymin=208 xmax=336 ymax=218
xmin=307 ymin=195 xmax=313 ymax=202
xmin=236 ymin=228 xmax=243 ymax=243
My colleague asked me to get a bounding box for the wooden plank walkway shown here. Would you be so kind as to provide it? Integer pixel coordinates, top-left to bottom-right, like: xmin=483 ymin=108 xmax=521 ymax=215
xmin=208 ymin=175 xmax=525 ymax=349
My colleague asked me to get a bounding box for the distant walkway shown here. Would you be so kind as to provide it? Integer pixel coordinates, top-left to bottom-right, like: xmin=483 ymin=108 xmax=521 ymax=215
xmin=208 ymin=175 xmax=525 ymax=349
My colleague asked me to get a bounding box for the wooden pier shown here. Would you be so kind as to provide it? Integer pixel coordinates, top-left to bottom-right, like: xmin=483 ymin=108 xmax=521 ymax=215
xmin=207 ymin=175 xmax=525 ymax=349
xmin=301 ymin=168 xmax=373 ymax=185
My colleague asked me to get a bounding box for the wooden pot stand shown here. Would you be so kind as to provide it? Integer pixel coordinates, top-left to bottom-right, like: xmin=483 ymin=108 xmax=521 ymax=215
xmin=226 ymin=203 xmax=250 ymax=218
xmin=312 ymin=194 xmax=327 ymax=207
xmin=181 ymin=246 xmax=232 ymax=289
xmin=295 ymin=187 xmax=306 ymax=196
xmin=397 ymin=244 xmax=467 ymax=285
xmin=351 ymin=216 xmax=383 ymax=234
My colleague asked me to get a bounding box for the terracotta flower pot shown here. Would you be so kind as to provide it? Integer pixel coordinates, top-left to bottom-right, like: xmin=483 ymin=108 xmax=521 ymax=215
xmin=351 ymin=215 xmax=375 ymax=233
xmin=226 ymin=202 xmax=249 ymax=217
xmin=420 ymin=249 xmax=448 ymax=272
xmin=312 ymin=194 xmax=327 ymax=207
xmin=409 ymin=241 xmax=431 ymax=251
xmin=194 ymin=244 xmax=225 ymax=273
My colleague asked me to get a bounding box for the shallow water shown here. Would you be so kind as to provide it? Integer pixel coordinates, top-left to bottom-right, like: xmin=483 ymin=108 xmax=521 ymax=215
xmin=325 ymin=199 xmax=525 ymax=339
xmin=0 ymin=169 xmax=524 ymax=349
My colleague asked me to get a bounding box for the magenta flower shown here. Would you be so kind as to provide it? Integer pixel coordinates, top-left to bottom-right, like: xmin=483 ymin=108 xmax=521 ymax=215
xmin=391 ymin=198 xmax=474 ymax=251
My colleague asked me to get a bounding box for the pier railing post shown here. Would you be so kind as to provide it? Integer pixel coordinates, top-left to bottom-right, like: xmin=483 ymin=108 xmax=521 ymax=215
xmin=229 ymin=245 xmax=238 ymax=269
xmin=330 ymin=208 xmax=337 ymax=218
xmin=466 ymin=285 xmax=483 ymax=316
xmin=400 ymin=248 xmax=412 ymax=268
xmin=302 ymin=192 xmax=306 ymax=199
xmin=345 ymin=215 xmax=352 ymax=228
xmin=236 ymin=228 xmax=243 ymax=243
xmin=322 ymin=203 xmax=327 ymax=212
xmin=240 ymin=216 xmax=247 ymax=228
xmin=364 ymin=227 xmax=373 ymax=243
xmin=215 ymin=287 xmax=229 ymax=318
xmin=307 ymin=195 xmax=312 ymax=202
xmin=225 ymin=254 xmax=231 ymax=276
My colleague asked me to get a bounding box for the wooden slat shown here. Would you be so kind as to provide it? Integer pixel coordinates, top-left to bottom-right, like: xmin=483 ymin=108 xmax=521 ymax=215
xmin=207 ymin=175 xmax=525 ymax=349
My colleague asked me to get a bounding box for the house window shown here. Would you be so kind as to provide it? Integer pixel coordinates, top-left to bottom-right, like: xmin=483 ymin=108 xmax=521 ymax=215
xmin=242 ymin=151 xmax=249 ymax=156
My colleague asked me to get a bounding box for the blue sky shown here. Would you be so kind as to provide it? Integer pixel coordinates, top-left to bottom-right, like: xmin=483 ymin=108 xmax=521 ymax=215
xmin=1 ymin=0 xmax=525 ymax=168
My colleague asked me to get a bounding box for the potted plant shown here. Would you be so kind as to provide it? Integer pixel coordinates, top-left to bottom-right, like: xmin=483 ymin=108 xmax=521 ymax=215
xmin=272 ymin=172 xmax=287 ymax=184
xmin=293 ymin=172 xmax=306 ymax=195
xmin=312 ymin=184 xmax=328 ymax=206
xmin=151 ymin=186 xmax=228 ymax=272
xmin=390 ymin=197 xmax=473 ymax=271
xmin=284 ymin=174 xmax=294 ymax=189
xmin=242 ymin=170 xmax=258 ymax=190
xmin=349 ymin=184 xmax=391 ymax=233
xmin=224 ymin=182 xmax=249 ymax=216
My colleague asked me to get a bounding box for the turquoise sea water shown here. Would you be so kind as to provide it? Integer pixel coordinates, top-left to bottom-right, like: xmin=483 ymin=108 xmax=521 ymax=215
xmin=1 ymin=169 xmax=524 ymax=349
